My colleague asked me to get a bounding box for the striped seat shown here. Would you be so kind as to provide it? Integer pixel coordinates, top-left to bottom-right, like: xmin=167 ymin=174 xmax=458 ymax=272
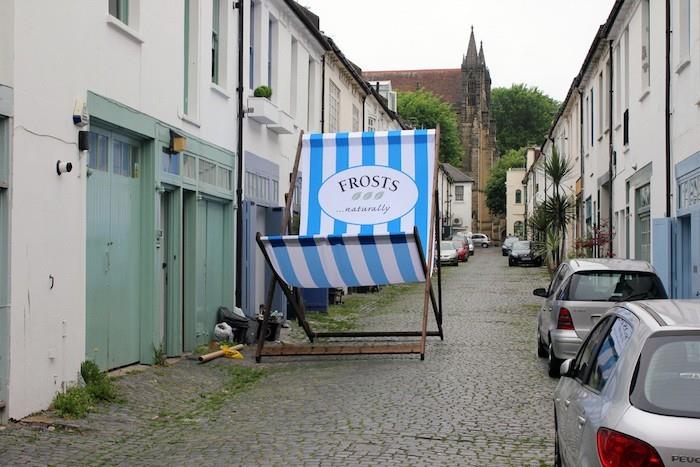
xmin=259 ymin=232 xmax=426 ymax=289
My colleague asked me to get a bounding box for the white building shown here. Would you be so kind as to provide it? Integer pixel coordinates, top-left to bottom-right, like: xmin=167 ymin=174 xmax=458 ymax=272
xmin=1 ymin=0 xmax=242 ymax=421
xmin=438 ymin=163 xmax=474 ymax=238
xmin=505 ymin=168 xmax=526 ymax=237
xmin=537 ymin=0 xmax=700 ymax=298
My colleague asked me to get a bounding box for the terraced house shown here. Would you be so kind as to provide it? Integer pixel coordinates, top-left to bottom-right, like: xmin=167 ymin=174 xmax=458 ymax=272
xmin=529 ymin=0 xmax=700 ymax=299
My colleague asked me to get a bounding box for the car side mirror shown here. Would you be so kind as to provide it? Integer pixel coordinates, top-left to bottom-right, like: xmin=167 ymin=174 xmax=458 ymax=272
xmin=559 ymin=359 xmax=575 ymax=378
xmin=533 ymin=288 xmax=548 ymax=298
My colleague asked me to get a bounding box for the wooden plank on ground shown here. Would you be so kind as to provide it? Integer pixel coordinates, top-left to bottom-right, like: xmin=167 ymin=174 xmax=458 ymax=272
xmin=260 ymin=342 xmax=422 ymax=357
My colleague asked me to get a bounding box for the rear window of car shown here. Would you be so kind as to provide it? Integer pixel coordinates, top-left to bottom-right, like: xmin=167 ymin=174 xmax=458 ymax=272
xmin=441 ymin=241 xmax=455 ymax=250
xmin=631 ymin=334 xmax=700 ymax=419
xmin=452 ymin=240 xmax=464 ymax=248
xmin=566 ymin=271 xmax=667 ymax=302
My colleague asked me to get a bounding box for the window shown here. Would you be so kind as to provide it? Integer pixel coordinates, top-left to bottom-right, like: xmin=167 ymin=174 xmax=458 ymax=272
xmin=590 ymin=88 xmax=594 ymax=146
xmin=624 ymin=28 xmax=630 ymax=110
xmin=352 ymin=105 xmax=360 ymax=132
xmin=641 ymin=0 xmax=651 ymax=90
xmin=290 ymin=38 xmax=298 ymax=116
xmin=307 ymin=59 xmax=316 ymax=130
xmin=199 ymin=159 xmax=217 ymax=185
xmin=88 ymin=130 xmax=139 ymax=178
xmin=245 ymin=171 xmax=278 ymax=205
xmin=631 ymin=334 xmax=700 ymax=419
xmin=88 ymin=132 xmax=109 ymax=172
xmin=267 ymin=17 xmax=277 ymax=91
xmin=514 ymin=221 xmax=523 ymax=237
xmin=677 ymin=0 xmax=691 ymax=67
xmin=0 ymin=117 xmax=8 ymax=309
xmin=585 ymin=196 xmax=592 ymax=234
xmin=211 ymin=0 xmax=221 ymax=84
xmin=635 ymin=183 xmax=651 ymax=261
xmin=184 ymin=0 xmax=200 ymax=117
xmin=109 ymin=0 xmax=129 ymax=24
xmin=515 ymin=189 xmax=521 ymax=204
xmin=249 ymin=1 xmax=256 ymax=88
xmin=183 ymin=154 xmax=196 ymax=179
xmin=112 ymin=140 xmax=139 ymax=177
xmin=328 ymin=81 xmax=340 ymax=133
xmin=161 ymin=147 xmax=180 ymax=175
xmin=588 ymin=318 xmax=634 ymax=391
xmin=565 ymin=272 xmax=667 ymax=302
xmin=598 ymin=72 xmax=604 ymax=136
xmin=572 ymin=317 xmax=613 ymax=383
xmin=216 ymin=166 xmax=231 ymax=190
xmin=615 ymin=45 xmax=621 ymax=126
xmin=367 ymin=116 xmax=376 ymax=132
xmin=455 ymin=185 xmax=464 ymax=202
xmin=623 ymin=109 xmax=630 ymax=146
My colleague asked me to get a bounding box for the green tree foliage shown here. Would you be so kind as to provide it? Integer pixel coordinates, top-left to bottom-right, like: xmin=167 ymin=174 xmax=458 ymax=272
xmin=397 ymin=90 xmax=462 ymax=165
xmin=492 ymin=84 xmax=560 ymax=154
xmin=485 ymin=147 xmax=526 ymax=216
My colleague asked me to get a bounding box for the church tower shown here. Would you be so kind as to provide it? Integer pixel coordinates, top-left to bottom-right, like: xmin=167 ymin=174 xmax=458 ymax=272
xmin=459 ymin=27 xmax=498 ymax=236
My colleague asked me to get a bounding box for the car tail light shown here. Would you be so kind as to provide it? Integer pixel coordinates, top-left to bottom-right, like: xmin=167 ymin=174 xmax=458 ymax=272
xmin=597 ymin=428 xmax=664 ymax=467
xmin=556 ymin=308 xmax=575 ymax=330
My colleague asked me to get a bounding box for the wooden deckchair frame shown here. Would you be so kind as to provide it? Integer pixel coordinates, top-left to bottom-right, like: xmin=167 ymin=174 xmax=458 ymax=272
xmin=255 ymin=129 xmax=444 ymax=362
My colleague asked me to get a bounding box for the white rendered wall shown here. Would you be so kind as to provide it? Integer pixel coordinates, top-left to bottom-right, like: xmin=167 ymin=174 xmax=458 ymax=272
xmin=506 ymin=168 xmax=525 ymax=236
xmin=7 ymin=0 xmax=239 ymax=420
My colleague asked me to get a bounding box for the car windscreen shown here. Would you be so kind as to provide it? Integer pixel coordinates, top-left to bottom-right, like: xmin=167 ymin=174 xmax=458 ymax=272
xmin=504 ymin=238 xmax=518 ymax=247
xmin=452 ymin=240 xmax=464 ymax=249
xmin=441 ymin=241 xmax=455 ymax=250
xmin=631 ymin=333 xmax=700 ymax=419
xmin=566 ymin=271 xmax=667 ymax=302
xmin=512 ymin=241 xmax=530 ymax=251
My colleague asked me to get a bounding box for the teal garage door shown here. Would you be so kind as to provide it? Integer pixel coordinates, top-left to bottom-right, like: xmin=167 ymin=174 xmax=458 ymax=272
xmin=196 ymin=199 xmax=226 ymax=346
xmin=86 ymin=129 xmax=142 ymax=370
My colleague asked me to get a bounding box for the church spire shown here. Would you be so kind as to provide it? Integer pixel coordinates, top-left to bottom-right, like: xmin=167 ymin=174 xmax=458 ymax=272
xmin=478 ymin=41 xmax=485 ymax=64
xmin=465 ymin=26 xmax=478 ymax=66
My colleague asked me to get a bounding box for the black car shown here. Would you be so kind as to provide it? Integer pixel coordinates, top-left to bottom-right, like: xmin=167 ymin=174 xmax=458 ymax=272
xmin=501 ymin=236 xmax=519 ymax=256
xmin=508 ymin=240 xmax=543 ymax=267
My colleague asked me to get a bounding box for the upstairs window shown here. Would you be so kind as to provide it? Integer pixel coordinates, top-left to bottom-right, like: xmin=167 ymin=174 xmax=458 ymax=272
xmin=455 ymin=185 xmax=464 ymax=202
xmin=249 ymin=1 xmax=256 ymax=88
xmin=211 ymin=0 xmax=221 ymax=84
xmin=641 ymin=0 xmax=651 ymax=90
xmin=328 ymin=81 xmax=340 ymax=133
xmin=109 ymin=0 xmax=129 ymax=24
xmin=515 ymin=189 xmax=522 ymax=204
xmin=352 ymin=105 xmax=360 ymax=132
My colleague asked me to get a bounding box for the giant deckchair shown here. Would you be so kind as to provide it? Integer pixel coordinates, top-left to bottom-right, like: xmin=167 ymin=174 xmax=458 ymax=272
xmin=255 ymin=129 xmax=444 ymax=361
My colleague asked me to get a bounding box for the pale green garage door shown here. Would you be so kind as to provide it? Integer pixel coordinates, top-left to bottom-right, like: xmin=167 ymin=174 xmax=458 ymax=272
xmin=86 ymin=129 xmax=142 ymax=370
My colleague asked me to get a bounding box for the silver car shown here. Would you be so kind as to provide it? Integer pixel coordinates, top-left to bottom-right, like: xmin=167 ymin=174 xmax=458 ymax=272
xmin=535 ymin=259 xmax=667 ymax=376
xmin=554 ymin=300 xmax=700 ymax=467
xmin=439 ymin=241 xmax=459 ymax=266
xmin=471 ymin=233 xmax=490 ymax=248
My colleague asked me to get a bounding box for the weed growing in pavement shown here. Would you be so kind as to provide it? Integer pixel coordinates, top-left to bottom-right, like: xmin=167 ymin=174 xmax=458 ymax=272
xmin=51 ymin=361 xmax=121 ymax=418
xmin=198 ymin=366 xmax=266 ymax=414
xmin=153 ymin=343 xmax=168 ymax=366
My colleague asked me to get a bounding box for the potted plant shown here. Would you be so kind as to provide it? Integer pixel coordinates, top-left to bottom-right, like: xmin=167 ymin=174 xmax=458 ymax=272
xmin=253 ymin=85 xmax=272 ymax=99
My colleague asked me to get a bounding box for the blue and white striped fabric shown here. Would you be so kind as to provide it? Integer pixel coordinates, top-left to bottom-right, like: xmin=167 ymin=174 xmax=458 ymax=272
xmin=299 ymin=130 xmax=437 ymax=258
xmin=259 ymin=233 xmax=427 ymax=288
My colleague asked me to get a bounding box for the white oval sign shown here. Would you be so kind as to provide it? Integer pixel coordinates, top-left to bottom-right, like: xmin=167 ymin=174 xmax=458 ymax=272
xmin=318 ymin=166 xmax=418 ymax=225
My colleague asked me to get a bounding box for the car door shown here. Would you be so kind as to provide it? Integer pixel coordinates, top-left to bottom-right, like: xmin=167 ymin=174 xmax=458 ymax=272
xmin=556 ymin=316 xmax=612 ymax=466
xmin=570 ymin=316 xmax=635 ymax=466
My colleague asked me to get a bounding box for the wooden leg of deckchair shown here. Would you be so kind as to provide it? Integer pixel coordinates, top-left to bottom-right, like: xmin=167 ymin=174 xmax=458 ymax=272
xmin=429 ymin=284 xmax=444 ymax=340
xmin=292 ymin=287 xmax=315 ymax=343
xmin=256 ymin=276 xmax=276 ymax=363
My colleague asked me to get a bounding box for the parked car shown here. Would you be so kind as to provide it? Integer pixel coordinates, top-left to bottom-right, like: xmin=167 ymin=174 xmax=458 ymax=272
xmin=534 ymin=258 xmax=667 ymax=376
xmin=508 ymin=240 xmax=543 ymax=267
xmin=502 ymin=235 xmax=519 ymax=256
xmin=439 ymin=241 xmax=459 ymax=266
xmin=554 ymin=300 xmax=700 ymax=467
xmin=471 ymin=233 xmax=490 ymax=248
xmin=452 ymin=238 xmax=469 ymax=262
xmin=451 ymin=233 xmax=474 ymax=256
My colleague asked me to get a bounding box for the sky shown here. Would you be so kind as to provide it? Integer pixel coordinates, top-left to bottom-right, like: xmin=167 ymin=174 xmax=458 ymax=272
xmin=299 ymin=0 xmax=617 ymax=102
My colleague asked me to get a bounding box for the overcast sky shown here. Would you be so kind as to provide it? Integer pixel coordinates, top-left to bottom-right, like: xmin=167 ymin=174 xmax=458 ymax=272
xmin=300 ymin=0 xmax=616 ymax=102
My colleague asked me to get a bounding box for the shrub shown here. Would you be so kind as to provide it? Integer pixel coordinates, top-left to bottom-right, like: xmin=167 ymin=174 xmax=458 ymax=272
xmin=253 ymin=85 xmax=272 ymax=99
xmin=80 ymin=360 xmax=102 ymax=386
xmin=86 ymin=377 xmax=119 ymax=402
xmin=52 ymin=387 xmax=95 ymax=418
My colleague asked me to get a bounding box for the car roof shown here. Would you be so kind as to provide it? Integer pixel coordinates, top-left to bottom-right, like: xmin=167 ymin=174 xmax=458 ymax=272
xmin=564 ymin=258 xmax=656 ymax=273
xmin=622 ymin=300 xmax=700 ymax=328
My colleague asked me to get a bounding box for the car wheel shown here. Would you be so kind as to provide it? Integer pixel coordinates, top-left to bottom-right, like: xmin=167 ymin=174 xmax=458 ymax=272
xmin=548 ymin=343 xmax=563 ymax=378
xmin=482 ymin=243 xmax=488 ymax=248
xmin=537 ymin=335 xmax=548 ymax=358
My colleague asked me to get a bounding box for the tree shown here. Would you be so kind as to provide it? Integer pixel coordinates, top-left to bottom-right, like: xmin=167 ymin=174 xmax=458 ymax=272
xmin=397 ymin=90 xmax=462 ymax=165
xmin=492 ymin=84 xmax=560 ymax=154
xmin=484 ymin=147 xmax=526 ymax=216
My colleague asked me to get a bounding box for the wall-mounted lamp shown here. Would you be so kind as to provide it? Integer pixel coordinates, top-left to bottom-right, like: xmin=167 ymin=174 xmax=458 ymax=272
xmin=169 ymin=130 xmax=187 ymax=153
xmin=56 ymin=160 xmax=73 ymax=175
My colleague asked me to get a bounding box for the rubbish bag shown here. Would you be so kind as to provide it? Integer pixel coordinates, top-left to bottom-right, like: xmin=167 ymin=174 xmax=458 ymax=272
xmin=214 ymin=322 xmax=234 ymax=342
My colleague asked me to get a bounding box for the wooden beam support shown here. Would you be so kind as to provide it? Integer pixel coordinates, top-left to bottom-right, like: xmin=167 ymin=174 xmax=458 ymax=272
xmin=315 ymin=331 xmax=441 ymax=338
xmin=260 ymin=342 xmax=422 ymax=357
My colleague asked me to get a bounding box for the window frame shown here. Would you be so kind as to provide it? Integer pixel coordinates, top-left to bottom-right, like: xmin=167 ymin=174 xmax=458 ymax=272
xmin=571 ymin=316 xmax=615 ymax=384
xmin=211 ymin=0 xmax=221 ymax=85
xmin=328 ymin=80 xmax=340 ymax=133
xmin=585 ymin=316 xmax=635 ymax=393
xmin=455 ymin=185 xmax=464 ymax=202
xmin=515 ymin=189 xmax=522 ymax=204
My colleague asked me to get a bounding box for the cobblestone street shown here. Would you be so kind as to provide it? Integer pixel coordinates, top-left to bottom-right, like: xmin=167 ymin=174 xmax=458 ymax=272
xmin=0 ymin=247 xmax=557 ymax=466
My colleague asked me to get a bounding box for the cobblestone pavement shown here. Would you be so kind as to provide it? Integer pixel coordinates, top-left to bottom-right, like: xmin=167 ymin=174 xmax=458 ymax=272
xmin=0 ymin=247 xmax=557 ymax=466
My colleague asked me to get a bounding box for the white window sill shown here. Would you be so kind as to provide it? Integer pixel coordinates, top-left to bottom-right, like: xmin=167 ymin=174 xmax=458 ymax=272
xmin=639 ymin=88 xmax=650 ymax=102
xmin=106 ymin=15 xmax=144 ymax=44
xmin=210 ymin=83 xmax=232 ymax=99
xmin=179 ymin=112 xmax=201 ymax=128
xmin=676 ymin=58 xmax=691 ymax=74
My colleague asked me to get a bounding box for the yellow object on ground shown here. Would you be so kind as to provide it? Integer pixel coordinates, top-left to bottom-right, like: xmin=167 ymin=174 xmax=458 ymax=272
xmin=220 ymin=343 xmax=244 ymax=359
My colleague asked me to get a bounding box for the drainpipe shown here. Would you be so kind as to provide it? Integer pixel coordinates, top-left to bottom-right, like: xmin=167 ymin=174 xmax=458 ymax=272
xmin=579 ymin=88 xmax=584 ymax=240
xmin=608 ymin=40 xmax=614 ymax=257
xmin=665 ymin=0 xmax=672 ymax=218
xmin=320 ymin=54 xmax=326 ymax=132
xmin=234 ymin=0 xmax=245 ymax=308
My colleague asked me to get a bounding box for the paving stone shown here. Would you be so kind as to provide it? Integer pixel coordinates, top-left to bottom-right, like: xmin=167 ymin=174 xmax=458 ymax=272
xmin=0 ymin=248 xmax=556 ymax=465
